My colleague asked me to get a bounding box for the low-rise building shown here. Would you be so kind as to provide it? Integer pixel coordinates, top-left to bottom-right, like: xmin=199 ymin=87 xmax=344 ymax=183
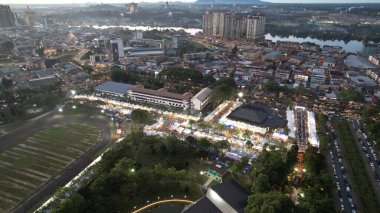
xmin=29 ymin=75 xmax=59 ymax=88
xmin=369 ymin=54 xmax=380 ymax=66
xmin=128 ymin=85 xmax=193 ymax=110
xmin=221 ymin=102 xmax=287 ymax=134
xmin=294 ymin=70 xmax=309 ymax=82
xmin=329 ymin=71 xmax=345 ymax=85
xmin=191 ymin=87 xmax=212 ymax=111
xmin=366 ymin=69 xmax=380 ymax=83
xmin=182 ymin=180 xmax=249 ymax=213
xmin=275 ymin=69 xmax=291 ymax=82
xmin=94 ymin=81 xmax=135 ymax=99
xmin=310 ymin=68 xmax=326 ymax=85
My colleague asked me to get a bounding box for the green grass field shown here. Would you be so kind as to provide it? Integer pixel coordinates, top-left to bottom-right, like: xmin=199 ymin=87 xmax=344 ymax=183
xmin=0 ymin=122 xmax=101 ymax=212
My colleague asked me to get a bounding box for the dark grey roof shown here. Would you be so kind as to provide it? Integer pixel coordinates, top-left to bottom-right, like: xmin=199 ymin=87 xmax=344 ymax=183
xmin=183 ymin=197 xmax=222 ymax=213
xmin=227 ymin=102 xmax=287 ymax=129
xmin=95 ymin=81 xmax=135 ymax=95
xmin=210 ymin=180 xmax=249 ymax=213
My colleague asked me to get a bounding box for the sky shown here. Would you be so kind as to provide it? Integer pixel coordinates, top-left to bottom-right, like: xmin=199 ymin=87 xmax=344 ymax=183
xmin=1 ymin=0 xmax=380 ymax=4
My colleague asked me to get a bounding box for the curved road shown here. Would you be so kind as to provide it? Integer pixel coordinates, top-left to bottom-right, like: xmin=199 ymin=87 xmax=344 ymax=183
xmin=0 ymin=112 xmax=113 ymax=213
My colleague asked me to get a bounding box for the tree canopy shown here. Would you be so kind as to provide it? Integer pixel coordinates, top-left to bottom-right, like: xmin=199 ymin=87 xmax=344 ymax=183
xmin=159 ymin=66 xmax=203 ymax=83
xmin=264 ymin=81 xmax=286 ymax=93
xmin=110 ymin=66 xmax=137 ymax=84
xmin=80 ymin=51 xmax=93 ymax=60
xmin=209 ymin=83 xmax=237 ymax=107
xmin=131 ymin=109 xmax=153 ymax=125
xmin=245 ymin=191 xmax=295 ymax=213
xmin=337 ymin=89 xmax=364 ymax=102
xmin=0 ymin=40 xmax=14 ymax=54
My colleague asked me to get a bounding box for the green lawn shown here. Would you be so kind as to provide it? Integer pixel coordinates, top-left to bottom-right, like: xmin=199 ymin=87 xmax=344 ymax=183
xmin=0 ymin=122 xmax=101 ymax=212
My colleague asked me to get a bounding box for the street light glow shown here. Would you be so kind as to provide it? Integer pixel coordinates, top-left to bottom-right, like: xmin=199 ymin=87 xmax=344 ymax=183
xmin=70 ymin=90 xmax=76 ymax=95
xmin=238 ymin=92 xmax=244 ymax=98
xmin=58 ymin=108 xmax=63 ymax=112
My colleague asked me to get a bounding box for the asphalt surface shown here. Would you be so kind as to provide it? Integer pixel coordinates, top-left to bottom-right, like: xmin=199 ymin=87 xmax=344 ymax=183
xmin=295 ymin=109 xmax=307 ymax=150
xmin=349 ymin=119 xmax=380 ymax=200
xmin=328 ymin=116 xmax=358 ymax=213
xmin=0 ymin=112 xmax=112 ymax=213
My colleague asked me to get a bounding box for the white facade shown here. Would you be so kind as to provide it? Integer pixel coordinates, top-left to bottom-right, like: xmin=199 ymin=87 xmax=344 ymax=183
xmin=246 ymin=15 xmax=265 ymax=41
xmin=310 ymin=68 xmax=326 ymax=84
xmin=222 ymin=118 xmax=268 ymax=134
xmin=369 ymin=55 xmax=380 ymax=66
xmin=128 ymin=88 xmax=192 ymax=110
xmin=110 ymin=39 xmax=124 ymax=61
xmin=295 ymin=74 xmax=309 ymax=82
xmin=191 ymin=87 xmax=212 ymax=111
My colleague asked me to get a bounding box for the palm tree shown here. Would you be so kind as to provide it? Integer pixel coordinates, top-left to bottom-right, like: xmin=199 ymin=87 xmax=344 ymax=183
xmin=215 ymin=140 xmax=230 ymax=153
xmin=245 ymin=140 xmax=253 ymax=151
xmin=242 ymin=130 xmax=251 ymax=139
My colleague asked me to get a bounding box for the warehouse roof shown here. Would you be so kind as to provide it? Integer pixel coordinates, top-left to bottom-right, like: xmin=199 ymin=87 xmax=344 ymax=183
xmin=227 ymin=102 xmax=287 ymax=129
xmin=95 ymin=81 xmax=135 ymax=95
xmin=211 ymin=180 xmax=249 ymax=213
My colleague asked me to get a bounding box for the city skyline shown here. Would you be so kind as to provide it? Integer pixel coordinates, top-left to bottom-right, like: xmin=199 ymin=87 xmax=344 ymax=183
xmin=1 ymin=0 xmax=380 ymax=213
xmin=1 ymin=0 xmax=380 ymax=4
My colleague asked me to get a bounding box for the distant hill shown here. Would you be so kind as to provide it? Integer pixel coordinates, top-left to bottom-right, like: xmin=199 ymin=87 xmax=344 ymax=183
xmin=196 ymin=0 xmax=264 ymax=4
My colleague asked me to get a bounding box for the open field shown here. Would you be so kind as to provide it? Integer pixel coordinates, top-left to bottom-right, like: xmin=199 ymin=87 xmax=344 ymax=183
xmin=0 ymin=122 xmax=101 ymax=212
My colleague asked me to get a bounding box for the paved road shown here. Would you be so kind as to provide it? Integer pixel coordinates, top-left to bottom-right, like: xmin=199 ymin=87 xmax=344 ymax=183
xmin=349 ymin=119 xmax=380 ymax=201
xmin=0 ymin=112 xmax=112 ymax=213
xmin=328 ymin=116 xmax=358 ymax=213
xmin=295 ymin=109 xmax=307 ymax=150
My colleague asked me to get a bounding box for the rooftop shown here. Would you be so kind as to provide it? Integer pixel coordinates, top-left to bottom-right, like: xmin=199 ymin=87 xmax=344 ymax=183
xmin=183 ymin=197 xmax=222 ymax=213
xmin=193 ymin=87 xmax=212 ymax=102
xmin=131 ymin=85 xmax=193 ymax=101
xmin=227 ymin=102 xmax=287 ymax=129
xmin=95 ymin=81 xmax=135 ymax=95
xmin=211 ymin=180 xmax=249 ymax=212
xmin=183 ymin=180 xmax=248 ymax=213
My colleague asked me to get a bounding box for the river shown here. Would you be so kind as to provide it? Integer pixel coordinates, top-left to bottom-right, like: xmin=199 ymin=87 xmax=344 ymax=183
xmin=91 ymin=25 xmax=202 ymax=36
xmin=265 ymin=34 xmax=364 ymax=53
xmin=87 ymin=25 xmax=365 ymax=53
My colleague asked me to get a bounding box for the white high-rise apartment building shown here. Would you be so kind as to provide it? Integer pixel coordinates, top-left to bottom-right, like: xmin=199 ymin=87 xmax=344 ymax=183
xmin=202 ymin=11 xmax=265 ymax=41
xmin=246 ymin=15 xmax=266 ymax=40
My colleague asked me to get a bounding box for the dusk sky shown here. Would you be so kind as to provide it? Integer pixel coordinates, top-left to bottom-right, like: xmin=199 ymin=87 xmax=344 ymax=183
xmin=2 ymin=0 xmax=380 ymax=4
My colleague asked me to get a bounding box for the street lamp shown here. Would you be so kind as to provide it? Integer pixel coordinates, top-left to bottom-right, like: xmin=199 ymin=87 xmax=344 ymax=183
xmin=238 ymin=92 xmax=244 ymax=98
xmin=58 ymin=108 xmax=63 ymax=112
xmin=70 ymin=90 xmax=76 ymax=96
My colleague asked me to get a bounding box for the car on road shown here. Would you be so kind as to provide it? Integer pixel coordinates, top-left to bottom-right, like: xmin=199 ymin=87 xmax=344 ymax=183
xmin=340 ymin=204 xmax=344 ymax=211
xmin=346 ymin=186 xmax=350 ymax=193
